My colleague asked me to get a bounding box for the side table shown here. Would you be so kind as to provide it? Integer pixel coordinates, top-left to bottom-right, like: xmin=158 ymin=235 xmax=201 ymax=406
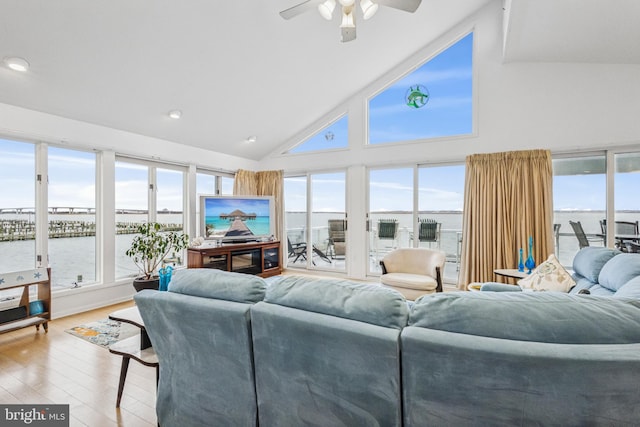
xmin=109 ymin=306 xmax=159 ymax=408
xmin=493 ymin=269 xmax=529 ymax=280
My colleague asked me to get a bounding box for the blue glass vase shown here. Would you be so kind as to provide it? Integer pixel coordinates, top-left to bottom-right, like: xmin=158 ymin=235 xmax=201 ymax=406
xmin=158 ymin=265 xmax=173 ymax=291
xmin=518 ymin=248 xmax=524 ymax=272
xmin=525 ymin=236 xmax=535 ymax=274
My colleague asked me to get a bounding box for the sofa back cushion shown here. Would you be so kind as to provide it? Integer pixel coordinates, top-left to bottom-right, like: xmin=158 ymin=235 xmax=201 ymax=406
xmin=613 ymin=276 xmax=640 ymax=299
xmin=409 ymin=292 xmax=640 ymax=344
xmin=252 ymin=277 xmax=406 ymax=426
xmin=264 ymin=275 xmax=409 ymax=329
xmin=598 ymin=253 xmax=640 ymax=292
xmin=135 ymin=289 xmax=259 ymax=426
xmin=571 ymin=247 xmax=619 ymax=283
xmin=169 ymin=268 xmax=267 ymax=303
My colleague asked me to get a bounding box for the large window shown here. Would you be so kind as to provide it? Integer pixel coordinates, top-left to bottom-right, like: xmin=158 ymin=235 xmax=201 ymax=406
xmin=0 ymin=138 xmax=35 ymax=273
xmin=368 ymin=168 xmax=413 ymax=273
xmin=367 ymin=165 xmax=465 ymax=282
xmin=115 ymin=160 xmax=150 ymax=279
xmin=311 ymin=172 xmax=346 ymax=272
xmin=418 ymin=164 xmax=465 ymax=275
xmin=157 ymin=167 xmax=183 ymax=225
xmin=369 ymin=33 xmax=473 ymax=144
xmin=48 ymin=146 xmax=96 ymax=287
xmin=115 ymin=160 xmax=188 ymax=278
xmin=284 ymin=175 xmax=307 ymax=268
xmin=284 ymin=172 xmax=346 ymax=272
xmin=614 ymin=152 xmax=640 ymax=251
xmin=552 ymin=155 xmax=607 ymax=266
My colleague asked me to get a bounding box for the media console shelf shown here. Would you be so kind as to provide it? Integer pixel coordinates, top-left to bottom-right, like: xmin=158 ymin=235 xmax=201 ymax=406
xmin=187 ymin=240 xmax=281 ymax=278
xmin=0 ymin=267 xmax=51 ymax=334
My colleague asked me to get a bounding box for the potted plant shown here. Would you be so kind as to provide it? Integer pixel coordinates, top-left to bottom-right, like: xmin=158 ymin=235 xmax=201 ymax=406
xmin=126 ymin=222 xmax=189 ymax=292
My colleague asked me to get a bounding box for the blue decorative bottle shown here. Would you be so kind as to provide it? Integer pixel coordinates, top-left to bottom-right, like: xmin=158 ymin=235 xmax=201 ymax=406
xmin=525 ymin=236 xmax=535 ymax=274
xmin=518 ymin=248 xmax=525 ymax=272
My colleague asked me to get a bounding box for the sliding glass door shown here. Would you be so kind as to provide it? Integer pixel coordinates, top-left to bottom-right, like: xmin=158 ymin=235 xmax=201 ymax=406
xmin=368 ymin=168 xmax=413 ymax=274
xmin=284 ymin=171 xmax=346 ymax=272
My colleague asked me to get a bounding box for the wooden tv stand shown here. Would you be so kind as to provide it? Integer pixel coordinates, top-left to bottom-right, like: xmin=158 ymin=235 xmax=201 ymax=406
xmin=187 ymin=240 xmax=281 ymax=278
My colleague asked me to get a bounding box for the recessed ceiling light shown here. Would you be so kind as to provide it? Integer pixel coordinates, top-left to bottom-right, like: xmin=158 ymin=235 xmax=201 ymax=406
xmin=168 ymin=110 xmax=182 ymax=119
xmin=3 ymin=56 xmax=29 ymax=72
xmin=246 ymin=136 xmax=257 ymax=143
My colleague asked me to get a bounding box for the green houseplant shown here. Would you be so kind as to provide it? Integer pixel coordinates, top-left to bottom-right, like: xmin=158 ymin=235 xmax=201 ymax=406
xmin=126 ymin=222 xmax=189 ymax=291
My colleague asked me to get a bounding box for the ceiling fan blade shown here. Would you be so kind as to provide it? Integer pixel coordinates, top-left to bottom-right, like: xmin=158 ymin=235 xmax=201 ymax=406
xmin=280 ymin=0 xmax=324 ymax=20
xmin=377 ymin=0 xmax=422 ymax=13
xmin=341 ymin=26 xmax=356 ymax=43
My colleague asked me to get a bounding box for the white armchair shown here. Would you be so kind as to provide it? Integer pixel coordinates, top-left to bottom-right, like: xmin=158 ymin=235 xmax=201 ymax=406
xmin=379 ymin=248 xmax=446 ymax=300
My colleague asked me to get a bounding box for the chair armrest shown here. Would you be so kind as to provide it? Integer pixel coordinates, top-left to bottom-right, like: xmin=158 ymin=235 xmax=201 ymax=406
xmin=380 ymin=260 xmax=388 ymax=275
xmin=480 ymin=282 xmax=522 ymax=292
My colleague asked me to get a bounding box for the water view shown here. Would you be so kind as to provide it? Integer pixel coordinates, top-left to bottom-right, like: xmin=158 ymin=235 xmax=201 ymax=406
xmin=1 ymin=210 xmax=637 ymax=290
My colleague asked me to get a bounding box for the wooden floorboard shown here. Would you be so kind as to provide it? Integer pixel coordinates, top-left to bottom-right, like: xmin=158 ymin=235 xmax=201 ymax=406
xmin=0 ymin=300 xmax=157 ymax=427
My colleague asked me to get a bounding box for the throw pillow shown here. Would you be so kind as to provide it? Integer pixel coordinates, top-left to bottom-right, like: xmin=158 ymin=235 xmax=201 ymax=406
xmin=518 ymin=254 xmax=576 ymax=292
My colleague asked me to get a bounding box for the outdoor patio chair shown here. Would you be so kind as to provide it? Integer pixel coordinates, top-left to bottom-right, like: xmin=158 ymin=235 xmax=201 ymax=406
xmin=569 ymin=220 xmax=602 ymax=249
xmin=418 ymin=218 xmax=441 ymax=248
xmin=288 ymin=237 xmax=307 ymax=263
xmin=376 ymin=219 xmax=399 ymax=261
xmin=327 ymin=219 xmax=346 ymax=259
xmin=598 ymin=219 xmax=639 ymax=250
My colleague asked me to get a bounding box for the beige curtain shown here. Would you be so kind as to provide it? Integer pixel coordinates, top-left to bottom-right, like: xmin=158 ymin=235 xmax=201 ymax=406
xmin=233 ymin=169 xmax=258 ymax=196
xmin=458 ymin=149 xmax=554 ymax=289
xmin=234 ymin=169 xmax=284 ymax=263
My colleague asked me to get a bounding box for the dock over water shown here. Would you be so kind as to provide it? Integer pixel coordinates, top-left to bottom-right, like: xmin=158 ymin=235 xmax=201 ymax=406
xmin=0 ymin=220 xmax=182 ymax=241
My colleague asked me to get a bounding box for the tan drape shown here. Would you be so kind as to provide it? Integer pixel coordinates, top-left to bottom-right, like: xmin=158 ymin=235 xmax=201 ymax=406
xmin=234 ymin=169 xmax=284 ymax=264
xmin=457 ymin=149 xmax=553 ymax=289
xmin=233 ymin=169 xmax=258 ymax=197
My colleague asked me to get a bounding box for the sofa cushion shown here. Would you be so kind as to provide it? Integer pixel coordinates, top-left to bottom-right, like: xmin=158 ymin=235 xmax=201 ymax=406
xmin=517 ymin=254 xmax=575 ymax=292
xmin=381 ymin=273 xmax=438 ymax=291
xmin=409 ymin=292 xmax=640 ymax=344
xmin=169 ymin=268 xmax=267 ymax=303
xmin=572 ymin=247 xmax=620 ymax=283
xmin=598 ymin=253 xmax=640 ymax=292
xmin=265 ymin=275 xmax=409 ymax=329
xmin=613 ymin=276 xmax=640 ymax=299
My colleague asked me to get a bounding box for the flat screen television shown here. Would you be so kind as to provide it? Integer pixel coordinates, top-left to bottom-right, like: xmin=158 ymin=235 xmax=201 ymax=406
xmin=200 ymin=195 xmax=275 ymax=243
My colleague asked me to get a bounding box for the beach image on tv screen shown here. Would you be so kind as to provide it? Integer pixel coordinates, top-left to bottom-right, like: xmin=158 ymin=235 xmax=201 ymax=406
xmin=203 ymin=197 xmax=271 ymax=239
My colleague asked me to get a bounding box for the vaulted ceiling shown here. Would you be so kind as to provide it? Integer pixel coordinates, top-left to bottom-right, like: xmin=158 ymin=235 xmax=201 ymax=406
xmin=1 ymin=0 xmax=639 ymax=161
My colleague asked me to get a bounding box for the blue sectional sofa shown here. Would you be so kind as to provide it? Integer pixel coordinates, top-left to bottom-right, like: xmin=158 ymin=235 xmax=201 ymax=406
xmin=135 ymin=266 xmax=640 ymax=427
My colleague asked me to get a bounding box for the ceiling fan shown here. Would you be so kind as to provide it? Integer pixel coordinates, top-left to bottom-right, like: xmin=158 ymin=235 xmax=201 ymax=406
xmin=280 ymin=0 xmax=422 ymax=43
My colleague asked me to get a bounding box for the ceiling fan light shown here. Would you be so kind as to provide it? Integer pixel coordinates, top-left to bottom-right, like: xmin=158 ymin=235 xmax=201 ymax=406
xmin=340 ymin=10 xmax=355 ymax=28
xmin=318 ymin=0 xmax=336 ymax=20
xmin=338 ymin=0 xmax=355 ymax=7
xmin=360 ymin=0 xmax=379 ymax=20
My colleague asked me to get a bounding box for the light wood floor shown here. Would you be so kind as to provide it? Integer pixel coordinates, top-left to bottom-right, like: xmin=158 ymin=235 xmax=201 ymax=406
xmin=0 ymin=300 xmax=157 ymax=427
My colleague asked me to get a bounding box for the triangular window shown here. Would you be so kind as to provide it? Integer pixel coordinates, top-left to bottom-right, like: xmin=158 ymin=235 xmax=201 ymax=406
xmin=286 ymin=115 xmax=348 ymax=154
